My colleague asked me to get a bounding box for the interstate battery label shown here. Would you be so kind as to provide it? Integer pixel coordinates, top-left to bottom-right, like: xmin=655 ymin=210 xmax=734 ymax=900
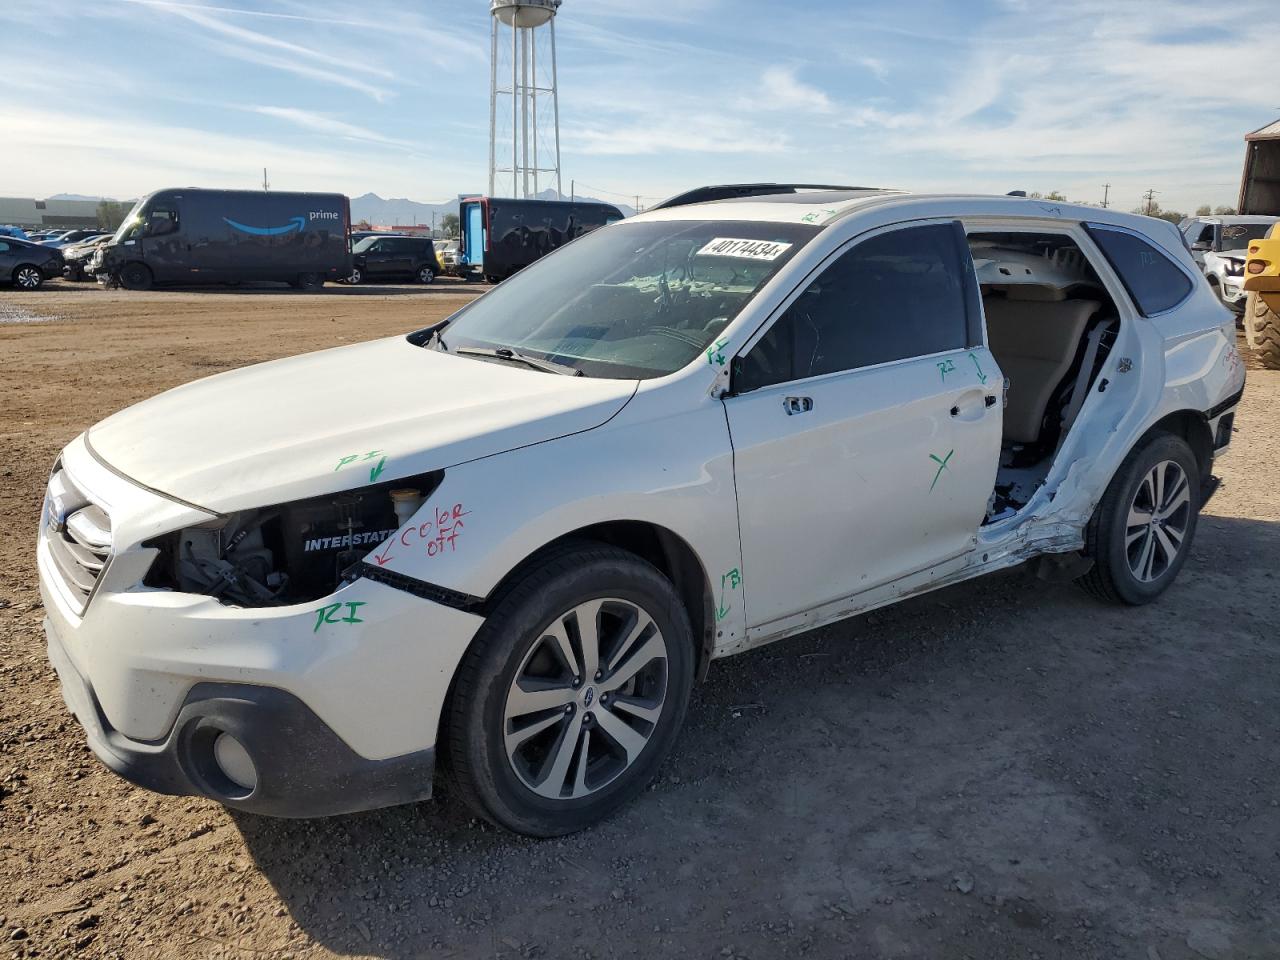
xmin=694 ymin=237 xmax=793 ymax=261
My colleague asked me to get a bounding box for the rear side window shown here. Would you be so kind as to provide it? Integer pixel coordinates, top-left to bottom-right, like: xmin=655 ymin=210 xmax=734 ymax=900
xmin=736 ymin=221 xmax=977 ymax=391
xmin=1085 ymin=224 xmax=1192 ymax=316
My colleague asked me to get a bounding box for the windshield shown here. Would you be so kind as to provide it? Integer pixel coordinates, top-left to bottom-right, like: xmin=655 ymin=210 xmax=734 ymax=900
xmin=438 ymin=219 xmax=818 ymax=378
xmin=1219 ymin=222 xmax=1273 ymax=251
xmin=112 ymin=198 xmax=149 ymax=242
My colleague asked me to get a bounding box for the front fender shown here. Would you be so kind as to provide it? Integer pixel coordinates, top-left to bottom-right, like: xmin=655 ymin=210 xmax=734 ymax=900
xmin=363 ymin=398 xmax=749 ymax=653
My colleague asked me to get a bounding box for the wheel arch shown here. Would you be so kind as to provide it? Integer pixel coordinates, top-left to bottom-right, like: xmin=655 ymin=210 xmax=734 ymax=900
xmin=480 ymin=520 xmax=716 ymax=683
xmin=1143 ymin=409 xmax=1213 ymax=482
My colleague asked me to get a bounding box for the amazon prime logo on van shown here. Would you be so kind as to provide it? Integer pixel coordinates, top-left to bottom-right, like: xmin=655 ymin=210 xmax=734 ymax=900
xmin=223 ymin=216 xmax=306 ymax=236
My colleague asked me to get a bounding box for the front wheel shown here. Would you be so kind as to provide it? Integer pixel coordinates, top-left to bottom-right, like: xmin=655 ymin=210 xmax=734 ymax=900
xmin=13 ymin=265 xmax=44 ymax=290
xmin=445 ymin=544 xmax=694 ymax=836
xmin=1076 ymin=433 xmax=1201 ymax=605
xmin=295 ymin=272 xmax=323 ymax=291
xmin=118 ymin=262 xmax=153 ymax=291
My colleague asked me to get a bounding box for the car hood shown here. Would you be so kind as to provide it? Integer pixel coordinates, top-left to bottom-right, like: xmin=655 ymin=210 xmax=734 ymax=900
xmin=87 ymin=336 xmax=637 ymax=514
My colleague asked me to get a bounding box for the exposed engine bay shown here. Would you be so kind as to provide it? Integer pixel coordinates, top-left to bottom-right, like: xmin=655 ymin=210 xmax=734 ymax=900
xmin=145 ymin=471 xmax=442 ymax=606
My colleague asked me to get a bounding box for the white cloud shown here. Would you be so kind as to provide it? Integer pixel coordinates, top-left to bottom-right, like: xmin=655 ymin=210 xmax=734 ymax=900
xmin=247 ymin=107 xmax=414 ymax=148
xmin=756 ymin=67 xmax=833 ymax=114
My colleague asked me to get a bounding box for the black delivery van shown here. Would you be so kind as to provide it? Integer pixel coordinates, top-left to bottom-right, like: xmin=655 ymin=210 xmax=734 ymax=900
xmin=458 ymin=196 xmax=623 ymax=282
xmin=95 ymin=188 xmax=351 ymax=290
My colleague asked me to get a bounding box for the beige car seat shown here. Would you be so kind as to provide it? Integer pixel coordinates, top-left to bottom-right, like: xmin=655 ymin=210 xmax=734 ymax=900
xmin=983 ymin=289 xmax=1101 ymax=444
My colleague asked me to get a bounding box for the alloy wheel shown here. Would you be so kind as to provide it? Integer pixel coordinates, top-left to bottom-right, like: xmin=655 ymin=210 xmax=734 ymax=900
xmin=15 ymin=267 xmax=41 ymax=289
xmin=503 ymin=597 xmax=669 ymax=800
xmin=1125 ymin=459 xmax=1191 ymax=583
xmin=418 ymin=266 xmax=435 ymax=284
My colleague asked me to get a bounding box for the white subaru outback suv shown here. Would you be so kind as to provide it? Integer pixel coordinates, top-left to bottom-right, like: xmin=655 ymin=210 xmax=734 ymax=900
xmin=39 ymin=186 xmax=1244 ymax=836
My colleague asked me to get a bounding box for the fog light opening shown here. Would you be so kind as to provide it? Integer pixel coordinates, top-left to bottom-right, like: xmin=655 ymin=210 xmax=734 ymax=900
xmin=213 ymin=732 xmax=258 ymax=792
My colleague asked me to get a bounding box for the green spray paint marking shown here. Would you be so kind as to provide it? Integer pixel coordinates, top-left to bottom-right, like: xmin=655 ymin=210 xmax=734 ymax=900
xmin=314 ymin=601 xmax=367 ymax=632
xmin=706 ymin=337 xmax=729 ymax=367
xmin=937 ymin=358 xmax=956 ymax=380
xmin=369 ymin=456 xmax=387 ymax=482
xmin=716 ymin=567 xmax=742 ymax=621
xmin=800 ymin=208 xmax=837 ymax=224
xmin=929 ymin=450 xmax=954 ymax=492
xmin=336 ymin=449 xmax=385 ymax=473
xmin=968 ymin=352 xmax=988 ymax=385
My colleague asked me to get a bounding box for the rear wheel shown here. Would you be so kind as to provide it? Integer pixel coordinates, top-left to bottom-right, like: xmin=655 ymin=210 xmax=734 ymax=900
xmin=1076 ymin=433 xmax=1200 ymax=605
xmin=446 ymin=544 xmax=694 ymax=836
xmin=416 ymin=264 xmax=435 ymax=285
xmin=295 ymin=272 xmax=323 ymax=291
xmin=1244 ymin=290 xmax=1280 ymax=371
xmin=13 ymin=264 xmax=44 ymax=290
xmin=118 ymin=262 xmax=153 ymax=291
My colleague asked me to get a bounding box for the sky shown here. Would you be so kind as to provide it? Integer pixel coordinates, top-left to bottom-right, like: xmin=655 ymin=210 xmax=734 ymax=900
xmin=2 ymin=0 xmax=1275 ymax=214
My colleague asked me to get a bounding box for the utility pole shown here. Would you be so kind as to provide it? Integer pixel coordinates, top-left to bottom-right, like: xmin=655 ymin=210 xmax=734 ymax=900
xmin=634 ymin=194 xmax=641 ymax=214
xmin=570 ymin=179 xmax=574 ymax=203
xmin=1142 ymin=188 xmax=1158 ymax=216
xmin=262 ymin=168 xmax=270 ymax=192
xmin=1101 ymin=183 xmax=1110 ymax=209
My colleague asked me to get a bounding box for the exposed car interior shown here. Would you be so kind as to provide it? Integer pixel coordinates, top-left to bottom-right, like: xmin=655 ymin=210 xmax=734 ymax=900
xmin=968 ymin=232 xmax=1121 ymax=523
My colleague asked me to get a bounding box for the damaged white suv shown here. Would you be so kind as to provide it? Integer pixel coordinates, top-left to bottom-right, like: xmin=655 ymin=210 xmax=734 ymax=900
xmin=39 ymin=186 xmax=1244 ymax=836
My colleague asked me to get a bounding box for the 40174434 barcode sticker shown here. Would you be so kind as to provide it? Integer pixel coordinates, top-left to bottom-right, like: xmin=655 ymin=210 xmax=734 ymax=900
xmin=694 ymin=237 xmax=793 ymax=261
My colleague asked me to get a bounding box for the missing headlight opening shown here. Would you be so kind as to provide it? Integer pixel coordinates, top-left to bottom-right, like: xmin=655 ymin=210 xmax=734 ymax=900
xmin=144 ymin=471 xmax=442 ymax=606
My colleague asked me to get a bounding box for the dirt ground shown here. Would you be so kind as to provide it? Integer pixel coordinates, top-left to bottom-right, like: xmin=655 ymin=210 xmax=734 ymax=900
xmin=1 ymin=282 xmax=1277 ymax=960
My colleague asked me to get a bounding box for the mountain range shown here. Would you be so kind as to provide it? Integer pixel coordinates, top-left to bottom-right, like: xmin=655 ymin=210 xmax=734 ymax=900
xmin=349 ymin=189 xmax=636 ymax=226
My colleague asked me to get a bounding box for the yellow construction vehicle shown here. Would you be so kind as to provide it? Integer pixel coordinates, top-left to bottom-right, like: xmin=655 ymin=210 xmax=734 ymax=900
xmin=1244 ymin=226 xmax=1280 ymax=368
xmin=1240 ymin=119 xmax=1280 ymax=369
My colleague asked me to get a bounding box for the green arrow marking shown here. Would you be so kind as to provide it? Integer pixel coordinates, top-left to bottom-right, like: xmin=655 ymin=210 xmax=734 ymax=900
xmin=968 ymin=352 xmax=988 ymax=385
xmin=369 ymin=456 xmax=387 ymax=483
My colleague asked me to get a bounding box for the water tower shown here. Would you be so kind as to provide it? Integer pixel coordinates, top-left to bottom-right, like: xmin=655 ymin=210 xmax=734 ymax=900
xmin=488 ymin=0 xmax=563 ymax=199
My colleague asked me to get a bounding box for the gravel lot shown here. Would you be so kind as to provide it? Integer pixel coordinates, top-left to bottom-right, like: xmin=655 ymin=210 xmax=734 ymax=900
xmin=1 ymin=283 xmax=1277 ymax=960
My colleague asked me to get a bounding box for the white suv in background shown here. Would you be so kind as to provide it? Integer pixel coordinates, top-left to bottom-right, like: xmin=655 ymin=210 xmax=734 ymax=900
xmin=39 ymin=186 xmax=1244 ymax=836
xmin=1183 ymin=214 xmax=1279 ymax=312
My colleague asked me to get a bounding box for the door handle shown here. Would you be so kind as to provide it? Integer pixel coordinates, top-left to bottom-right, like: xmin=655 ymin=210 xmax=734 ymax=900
xmin=784 ymin=396 xmax=813 ymax=416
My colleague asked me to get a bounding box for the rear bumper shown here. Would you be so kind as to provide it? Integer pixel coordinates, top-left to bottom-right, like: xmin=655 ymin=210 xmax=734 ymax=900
xmin=46 ymin=615 xmax=436 ymax=818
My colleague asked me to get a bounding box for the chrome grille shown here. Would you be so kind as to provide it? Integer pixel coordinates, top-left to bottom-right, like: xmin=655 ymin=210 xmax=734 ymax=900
xmin=43 ymin=468 xmax=112 ymax=614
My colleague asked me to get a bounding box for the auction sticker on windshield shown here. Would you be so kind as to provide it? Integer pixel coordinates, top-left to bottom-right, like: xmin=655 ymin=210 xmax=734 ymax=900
xmin=695 ymin=237 xmax=793 ymax=261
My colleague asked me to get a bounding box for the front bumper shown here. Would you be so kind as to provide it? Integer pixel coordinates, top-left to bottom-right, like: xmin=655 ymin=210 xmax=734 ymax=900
xmin=38 ymin=434 xmax=485 ymax=816
xmin=47 ymin=617 xmax=436 ymax=817
xmin=1221 ymin=277 xmax=1246 ymax=305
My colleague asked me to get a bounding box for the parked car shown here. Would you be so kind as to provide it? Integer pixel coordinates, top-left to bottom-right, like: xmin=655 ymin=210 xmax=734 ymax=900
xmin=347 ymin=235 xmax=438 ymax=284
xmin=350 ymin=230 xmax=403 ymax=247
xmin=0 ymin=225 xmax=31 ymax=240
xmin=62 ymin=234 xmax=113 ymax=281
xmin=434 ymin=239 xmax=459 ymax=274
xmin=459 ymin=197 xmax=623 ymax=282
xmin=1181 ymin=214 xmax=1279 ymax=312
xmin=38 ymin=187 xmax=1242 ymax=836
xmin=1 ymin=236 xmax=64 ymax=289
xmin=43 ymin=229 xmax=108 ymax=249
xmin=94 ymin=188 xmax=351 ymax=290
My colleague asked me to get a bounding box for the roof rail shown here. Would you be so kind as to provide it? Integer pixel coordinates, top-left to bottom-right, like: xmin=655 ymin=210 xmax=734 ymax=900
xmin=649 ymin=183 xmax=877 ymax=210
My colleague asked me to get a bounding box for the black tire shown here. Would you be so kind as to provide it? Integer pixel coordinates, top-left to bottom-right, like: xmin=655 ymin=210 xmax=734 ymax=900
xmin=445 ymin=544 xmax=694 ymax=837
xmin=12 ymin=264 xmax=44 ymax=290
xmin=347 ymin=266 xmax=363 ymax=285
xmin=1076 ymin=432 xmax=1201 ymax=605
xmin=296 ymin=272 xmax=323 ymax=291
xmin=416 ymin=264 xmax=435 ymax=285
xmin=484 ymin=274 xmax=501 ymax=284
xmin=1245 ymin=290 xmax=1280 ymax=371
xmin=118 ymin=262 xmax=153 ymax=291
